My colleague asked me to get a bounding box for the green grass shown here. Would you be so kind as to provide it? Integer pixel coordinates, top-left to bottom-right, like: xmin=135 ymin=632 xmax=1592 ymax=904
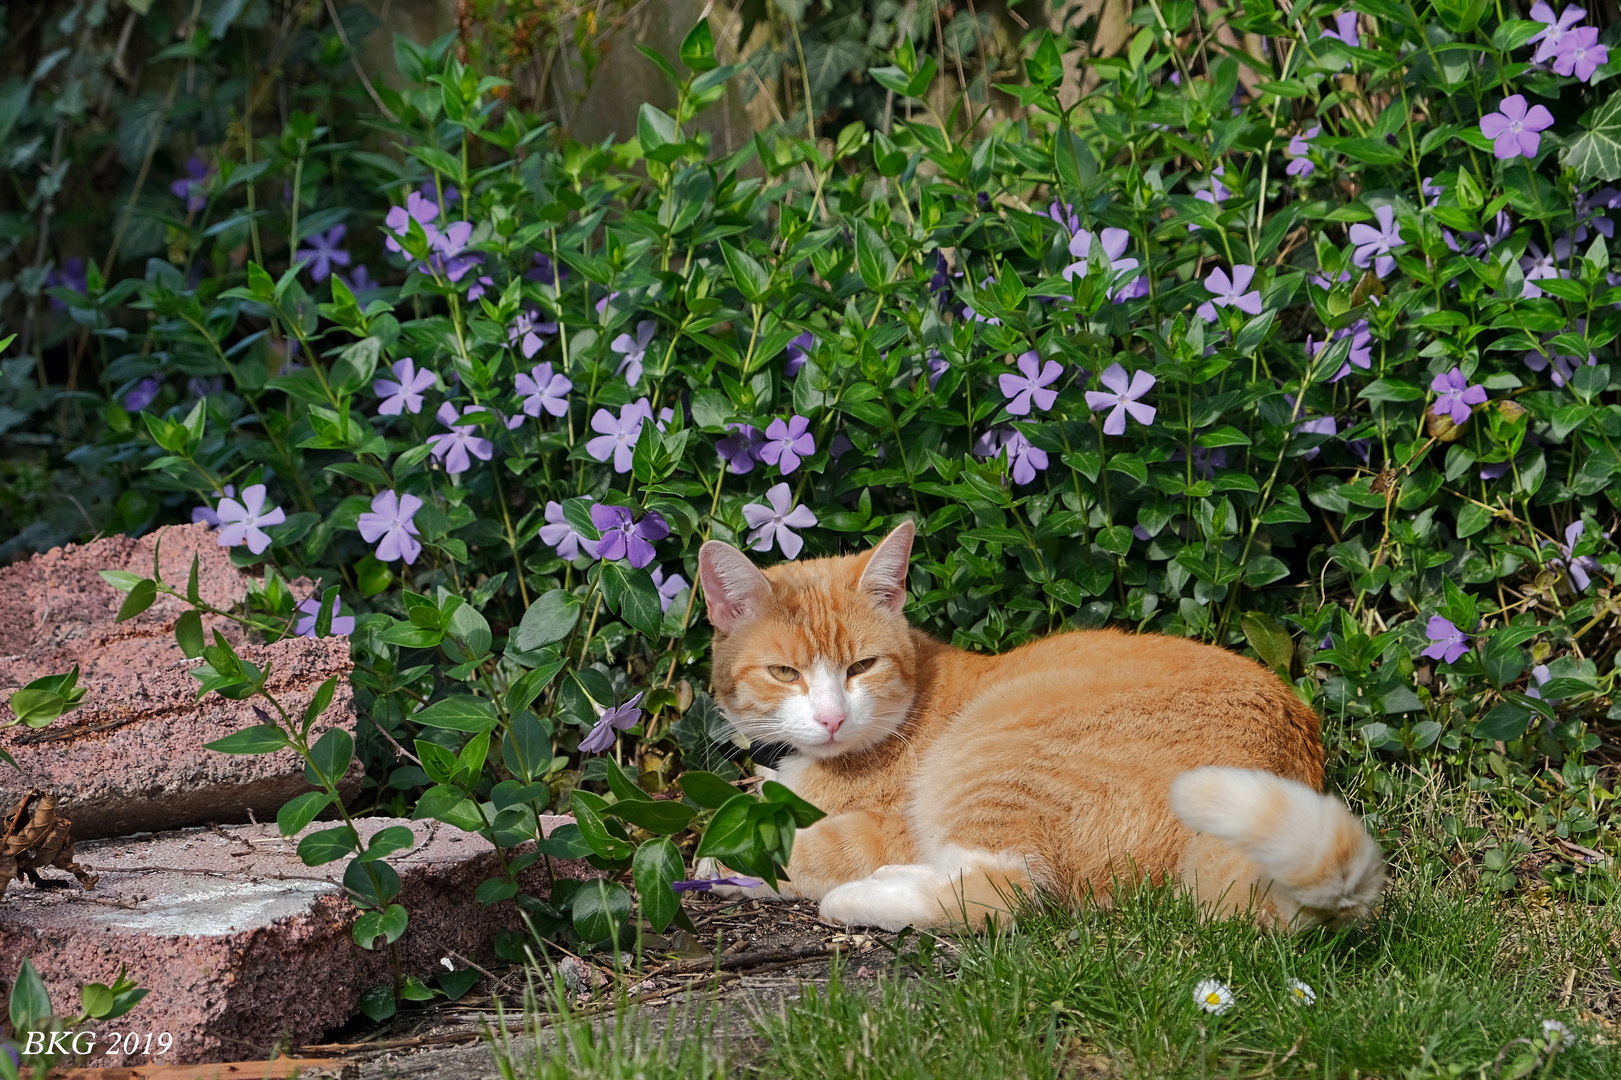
xmin=497 ymin=874 xmax=1621 ymax=1079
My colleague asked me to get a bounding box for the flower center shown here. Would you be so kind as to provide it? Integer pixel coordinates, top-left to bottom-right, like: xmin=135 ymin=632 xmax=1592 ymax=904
xmin=1206 ymin=993 xmax=1221 ymax=1003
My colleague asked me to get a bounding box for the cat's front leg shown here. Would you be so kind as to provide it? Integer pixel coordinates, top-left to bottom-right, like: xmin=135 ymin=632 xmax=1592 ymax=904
xmin=694 ymin=810 xmax=912 ymax=902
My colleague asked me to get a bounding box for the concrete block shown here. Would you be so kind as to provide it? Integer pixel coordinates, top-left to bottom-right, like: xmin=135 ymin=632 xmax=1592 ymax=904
xmin=0 ymin=819 xmax=596 ymax=1064
xmin=0 ymin=524 xmax=357 ymax=839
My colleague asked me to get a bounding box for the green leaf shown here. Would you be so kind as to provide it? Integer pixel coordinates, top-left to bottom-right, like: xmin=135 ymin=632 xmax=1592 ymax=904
xmin=571 ymin=792 xmax=636 ymax=861
xmin=603 ymin=798 xmax=697 ymax=835
xmin=174 ymin=609 xmax=205 ymax=659
xmin=694 ymin=793 xmax=756 ymax=859
xmin=302 ymin=676 xmax=338 ymax=735
xmin=308 ymin=727 xmax=354 ymax=786
xmin=678 ymin=770 xmax=739 ymax=809
xmin=116 ymin=579 xmax=157 ymax=622
xmin=9 ymin=960 xmax=50 ymax=1031
xmin=297 ymin=825 xmax=358 ymax=866
xmin=1474 ymin=702 xmax=1531 ymax=741
xmin=98 ymin=570 xmax=144 ymax=592
xmin=412 ymin=696 xmax=499 ymax=734
xmin=437 ymin=967 xmax=481 ymax=1000
xmin=513 ymin=590 xmax=581 ymax=650
xmin=204 ymin=725 xmax=290 ymax=755
xmin=761 ymin=781 xmax=826 ymax=827
xmin=6 ymin=690 xmax=64 ymax=728
xmin=720 ymin=241 xmax=770 ymax=303
xmin=1054 ymin=124 xmax=1096 ymax=190
xmin=358 ymin=984 xmax=396 ymax=1022
xmin=332 ymin=337 xmax=382 ymax=396
xmin=605 ymin=757 xmax=653 ymax=802
xmin=632 ymin=838 xmax=684 ymax=933
xmin=854 ymin=220 xmax=897 ymax=291
xmin=1562 ymin=92 xmax=1621 ymax=182
xmin=277 ymin=791 xmax=334 ymax=836
xmin=572 ymin=879 xmax=632 ymax=943
xmin=1242 ymin=611 xmax=1294 ymax=678
xmin=599 ymin=561 xmax=666 ymax=638
xmin=362 ymin=824 xmax=418 ymax=862
xmin=81 ymin=981 xmax=115 ymax=1020
xmin=680 ymin=18 xmax=717 ymax=72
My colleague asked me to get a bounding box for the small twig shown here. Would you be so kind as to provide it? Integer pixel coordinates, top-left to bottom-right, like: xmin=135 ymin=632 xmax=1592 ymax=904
xmin=323 ymin=0 xmax=399 ymax=123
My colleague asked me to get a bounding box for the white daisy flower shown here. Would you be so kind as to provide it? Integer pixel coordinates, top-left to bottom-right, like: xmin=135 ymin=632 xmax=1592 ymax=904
xmin=1541 ymin=1019 xmax=1576 ymax=1049
xmin=1287 ymin=979 xmax=1317 ymax=1006
xmin=1193 ymin=979 xmax=1234 ymax=1014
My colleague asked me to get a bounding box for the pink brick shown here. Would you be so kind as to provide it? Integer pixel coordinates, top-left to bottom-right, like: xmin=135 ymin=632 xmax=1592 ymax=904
xmin=0 ymin=524 xmax=357 ymax=838
xmin=0 ymin=819 xmax=596 ymax=1064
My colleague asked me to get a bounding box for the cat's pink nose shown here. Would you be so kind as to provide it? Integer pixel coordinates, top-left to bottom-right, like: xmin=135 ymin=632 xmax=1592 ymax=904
xmin=815 ymin=711 xmax=845 ymax=735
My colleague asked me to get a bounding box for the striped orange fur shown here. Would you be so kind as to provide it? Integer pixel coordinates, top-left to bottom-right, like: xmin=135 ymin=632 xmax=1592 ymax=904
xmin=698 ymin=522 xmax=1385 ymax=931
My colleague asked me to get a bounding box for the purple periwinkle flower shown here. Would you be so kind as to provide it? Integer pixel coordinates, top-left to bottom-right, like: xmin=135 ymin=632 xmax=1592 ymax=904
xmin=579 ymin=692 xmax=644 ymax=754
xmin=925 ymin=349 xmax=950 ymax=391
xmin=1525 ymin=663 xmax=1554 ymax=701
xmin=1530 ymin=2 xmax=1586 ymax=62
xmin=124 ymin=376 xmax=161 ymax=411
xmin=1553 ymin=27 xmax=1608 ymax=82
xmin=1421 ymin=615 xmax=1470 ymax=665
xmin=743 ymin=483 xmax=819 ymax=560
xmin=1295 ymin=414 xmax=1338 ymax=460
xmin=1047 ymin=200 xmax=1081 ymax=234
xmin=375 ymin=358 xmax=435 ymax=416
xmin=611 ymin=320 xmax=657 ymax=386
xmin=45 ymin=256 xmax=87 ymax=310
xmin=170 ymin=156 xmax=211 ymax=213
xmin=1315 ymin=320 xmax=1374 ymax=382
xmin=294 ymin=225 xmax=350 ymax=282
xmin=591 ymin=504 xmax=669 ymax=569
xmin=1196 ymin=265 xmax=1263 ymax=321
xmin=428 ymin=402 xmax=496 ymax=475
xmin=539 ymin=499 xmax=600 ymax=561
xmin=999 ymin=351 xmax=1064 ymax=415
xmin=340 ymin=264 xmax=376 ymax=292
xmin=651 ymin=565 xmax=689 ymax=612
xmin=1286 ymin=126 xmax=1320 ymax=178
xmin=717 ymin=423 xmax=766 ymax=474
xmin=1520 ymin=238 xmax=1574 ymax=299
xmin=216 ymin=484 xmax=285 ymax=555
xmin=1430 ymin=367 xmax=1488 ymax=425
xmin=672 ymin=876 xmax=763 ymax=892
xmin=785 ymin=332 xmax=815 ymax=376
xmin=509 ymin=310 xmax=559 ymax=359
xmin=1349 ymin=205 xmax=1404 ymax=278
xmin=1481 ymin=95 xmax=1554 ymax=161
xmin=980 ymin=427 xmax=1051 ymax=485
xmin=1062 ymin=228 xmax=1144 ymax=300
xmin=1546 ymin=520 xmax=1602 ymax=592
xmin=595 ymin=291 xmax=622 ymax=317
xmin=1086 ymin=364 xmax=1157 ymax=435
xmin=585 ymin=403 xmax=648 ymax=473
xmin=515 ymin=363 xmax=572 ymax=418
xmin=357 ymin=489 xmax=423 ymax=565
xmin=1524 ymin=340 xmax=1596 ymax=387
xmin=759 ymin=415 xmax=816 ymax=475
xmin=192 ymin=485 xmax=235 ymax=528
xmin=1320 ymin=11 xmax=1360 ymax=47
xmin=418 ymin=180 xmax=460 ymax=206
xmin=295 ymin=595 xmax=356 ymax=638
xmin=384 ymin=191 xmax=440 ymax=253
xmin=527 ymin=253 xmax=568 ymax=284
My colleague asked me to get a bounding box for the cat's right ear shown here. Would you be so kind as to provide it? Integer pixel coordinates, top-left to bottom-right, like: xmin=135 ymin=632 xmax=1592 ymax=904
xmin=698 ymin=540 xmax=773 ymax=634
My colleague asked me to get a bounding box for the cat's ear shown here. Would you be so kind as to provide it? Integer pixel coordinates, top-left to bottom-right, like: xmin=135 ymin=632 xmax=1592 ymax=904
xmin=699 ymin=540 xmax=773 ymax=634
xmin=858 ymin=520 xmax=915 ymax=615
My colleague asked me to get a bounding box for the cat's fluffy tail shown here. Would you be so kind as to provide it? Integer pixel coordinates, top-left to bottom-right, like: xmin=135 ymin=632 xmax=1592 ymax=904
xmin=1169 ymin=766 xmax=1385 ymax=926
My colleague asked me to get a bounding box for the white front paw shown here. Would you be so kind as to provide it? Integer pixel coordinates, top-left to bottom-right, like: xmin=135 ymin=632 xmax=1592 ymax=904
xmin=819 ymin=865 xmax=949 ymax=931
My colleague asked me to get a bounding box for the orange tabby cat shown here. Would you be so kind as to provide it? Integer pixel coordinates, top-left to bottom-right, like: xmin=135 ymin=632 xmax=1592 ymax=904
xmin=695 ymin=521 xmax=1385 ymax=932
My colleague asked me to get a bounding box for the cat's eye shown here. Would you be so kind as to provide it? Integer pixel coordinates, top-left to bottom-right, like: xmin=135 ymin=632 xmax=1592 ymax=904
xmin=847 ymin=657 xmax=877 ymax=677
xmin=768 ymin=665 xmax=800 ymax=683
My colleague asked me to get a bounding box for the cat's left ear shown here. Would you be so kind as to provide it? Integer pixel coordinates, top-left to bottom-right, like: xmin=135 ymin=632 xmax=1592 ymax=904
xmin=858 ymin=520 xmax=915 ymax=614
